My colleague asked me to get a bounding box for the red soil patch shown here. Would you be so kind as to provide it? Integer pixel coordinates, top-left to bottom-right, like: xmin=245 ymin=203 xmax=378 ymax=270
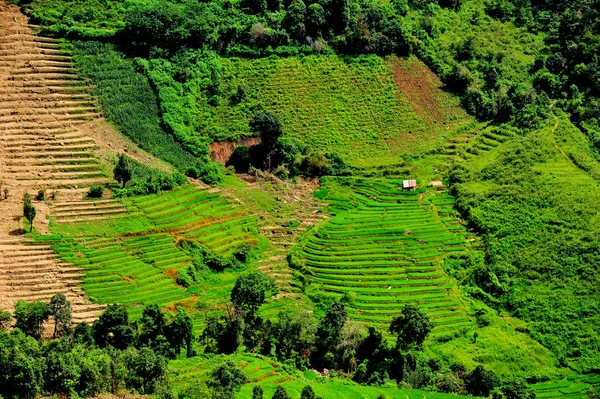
xmin=164 ymin=267 xmax=179 ymax=279
xmin=210 ymin=137 xmax=261 ymax=164
xmin=389 ymin=57 xmax=451 ymax=126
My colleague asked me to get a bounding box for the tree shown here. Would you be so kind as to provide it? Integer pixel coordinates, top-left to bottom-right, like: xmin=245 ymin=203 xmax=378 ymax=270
xmin=253 ymin=385 xmax=264 ymax=399
xmin=114 ymin=154 xmax=132 ymax=188
xmin=166 ymin=307 xmax=194 ymax=357
xmin=300 ymin=385 xmax=316 ymax=399
xmin=389 ymin=305 xmax=433 ymax=351
xmin=207 ymin=360 xmax=248 ymax=399
xmin=23 ymin=194 xmax=36 ymax=232
xmin=140 ymin=303 xmax=167 ymax=345
xmin=49 ymin=293 xmax=72 ymax=338
xmin=466 ymin=365 xmax=499 ymax=397
xmin=231 ymin=271 xmax=276 ymax=319
xmin=92 ymin=304 xmax=134 ymax=349
xmin=14 ymin=300 xmax=51 ymax=340
xmin=202 ymin=305 xmax=244 ymax=354
xmin=73 ymin=322 xmax=93 ymax=345
xmin=249 ymin=111 xmax=283 ymax=169
xmin=502 ymin=380 xmax=536 ymax=399
xmin=0 ymin=329 xmax=43 ymax=398
xmin=124 ymin=347 xmax=168 ymax=394
xmin=313 ymin=301 xmax=347 ymax=369
xmin=272 ymin=385 xmax=291 ymax=399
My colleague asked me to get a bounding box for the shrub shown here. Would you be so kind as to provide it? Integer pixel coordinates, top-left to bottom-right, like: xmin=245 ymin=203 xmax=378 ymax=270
xmin=87 ymin=185 xmax=104 ymax=198
xmin=186 ymin=160 xmax=224 ymax=186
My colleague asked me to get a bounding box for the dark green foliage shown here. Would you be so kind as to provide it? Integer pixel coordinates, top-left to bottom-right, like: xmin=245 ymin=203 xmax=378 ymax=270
xmin=272 ymin=385 xmax=291 ymax=399
xmin=114 ymin=154 xmax=132 ymax=188
xmin=300 ymin=385 xmax=316 ymax=399
xmin=261 ymin=310 xmax=317 ymax=368
xmin=253 ymin=385 xmax=264 ymax=399
xmin=23 ymin=194 xmax=36 ymax=233
xmin=14 ymin=300 xmax=51 ymax=340
xmin=186 ymin=159 xmax=225 ymax=186
xmin=207 ymin=360 xmax=248 ymax=399
xmin=466 ymin=365 xmax=499 ymax=397
xmin=501 ymin=380 xmax=536 ymax=399
xmin=166 ymin=308 xmax=194 ymax=358
xmin=73 ymin=41 xmax=196 ymax=171
xmin=312 ymin=301 xmax=347 ymax=369
xmin=73 ymin=322 xmax=94 ymax=345
xmin=389 ymin=305 xmax=433 ymax=351
xmin=202 ymin=307 xmax=245 ymax=354
xmin=0 ymin=329 xmax=42 ymax=398
xmin=231 ymin=271 xmax=277 ymax=319
xmin=124 ymin=347 xmax=168 ymax=394
xmin=229 ymin=145 xmax=252 ymax=173
xmin=87 ymin=184 xmax=105 ymax=198
xmin=92 ymin=304 xmax=134 ymax=349
xmin=140 ymin=304 xmax=167 ymax=345
xmin=48 ymin=293 xmax=72 ymax=339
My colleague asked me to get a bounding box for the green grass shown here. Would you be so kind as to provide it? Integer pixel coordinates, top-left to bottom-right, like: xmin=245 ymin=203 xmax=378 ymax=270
xmin=169 ymin=353 xmax=475 ymax=399
xmin=190 ymin=55 xmax=472 ymax=167
xmin=451 ymin=116 xmax=600 ymax=371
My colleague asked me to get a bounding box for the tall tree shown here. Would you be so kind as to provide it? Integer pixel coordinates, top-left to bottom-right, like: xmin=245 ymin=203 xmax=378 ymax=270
xmin=166 ymin=307 xmax=194 ymax=358
xmin=272 ymin=385 xmax=291 ymax=399
xmin=207 ymin=360 xmax=248 ymax=399
xmin=253 ymin=385 xmax=264 ymax=399
xmin=48 ymin=293 xmax=72 ymax=338
xmin=389 ymin=305 xmax=433 ymax=351
xmin=249 ymin=111 xmax=283 ymax=169
xmin=140 ymin=303 xmax=167 ymax=344
xmin=13 ymin=300 xmax=51 ymax=340
xmin=313 ymin=301 xmax=347 ymax=369
xmin=113 ymin=154 xmax=132 ymax=188
xmin=92 ymin=304 xmax=134 ymax=349
xmin=23 ymin=193 xmax=36 ymax=232
xmin=300 ymin=385 xmax=316 ymax=399
xmin=231 ymin=271 xmax=276 ymax=319
xmin=466 ymin=365 xmax=499 ymax=397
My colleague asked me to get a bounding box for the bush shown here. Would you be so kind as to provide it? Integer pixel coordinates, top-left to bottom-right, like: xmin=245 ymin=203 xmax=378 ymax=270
xmin=228 ymin=146 xmax=252 ymax=173
xmin=87 ymin=185 xmax=104 ymax=198
xmin=186 ymin=160 xmax=224 ymax=186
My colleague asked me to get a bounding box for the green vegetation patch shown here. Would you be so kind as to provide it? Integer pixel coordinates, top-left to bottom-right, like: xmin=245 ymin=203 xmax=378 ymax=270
xmin=190 ymin=54 xmax=471 ymax=167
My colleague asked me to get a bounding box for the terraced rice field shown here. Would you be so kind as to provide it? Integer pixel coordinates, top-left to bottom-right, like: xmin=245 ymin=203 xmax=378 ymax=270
xmin=440 ymin=124 xmax=522 ymax=160
xmin=530 ymin=374 xmax=600 ymax=399
xmin=51 ymin=233 xmax=192 ymax=318
xmin=297 ymin=178 xmax=475 ymax=336
xmin=0 ymin=6 xmax=109 ymax=190
xmin=43 ymin=184 xmax=262 ymax=321
xmin=51 ymin=199 xmax=130 ymax=223
xmin=132 ymin=185 xmax=258 ymax=255
xmin=0 ymin=236 xmax=104 ymax=323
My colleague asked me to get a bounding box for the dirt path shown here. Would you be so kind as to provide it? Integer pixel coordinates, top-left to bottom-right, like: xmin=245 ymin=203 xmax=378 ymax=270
xmin=550 ymin=108 xmax=570 ymax=161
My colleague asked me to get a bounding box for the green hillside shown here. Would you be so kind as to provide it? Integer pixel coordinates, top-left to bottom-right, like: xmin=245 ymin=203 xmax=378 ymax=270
xmin=191 ymin=55 xmax=471 ymax=166
xmin=2 ymin=0 xmax=600 ymax=397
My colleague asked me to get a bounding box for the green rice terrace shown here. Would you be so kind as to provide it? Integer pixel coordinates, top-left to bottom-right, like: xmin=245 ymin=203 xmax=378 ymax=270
xmin=293 ymin=178 xmax=475 ymax=337
xmin=1 ymin=0 xmax=600 ymax=397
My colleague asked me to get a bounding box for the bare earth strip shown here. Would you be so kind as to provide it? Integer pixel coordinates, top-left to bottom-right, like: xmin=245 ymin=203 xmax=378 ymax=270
xmin=0 ymin=2 xmax=109 ymax=321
